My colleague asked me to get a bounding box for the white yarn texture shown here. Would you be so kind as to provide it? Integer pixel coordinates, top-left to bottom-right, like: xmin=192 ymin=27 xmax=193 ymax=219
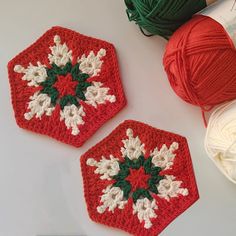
xmin=205 ymin=101 xmax=236 ymax=184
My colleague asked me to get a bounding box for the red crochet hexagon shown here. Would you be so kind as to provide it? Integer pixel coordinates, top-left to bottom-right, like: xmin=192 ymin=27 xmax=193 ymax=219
xmin=8 ymin=26 xmax=126 ymax=147
xmin=81 ymin=120 xmax=199 ymax=236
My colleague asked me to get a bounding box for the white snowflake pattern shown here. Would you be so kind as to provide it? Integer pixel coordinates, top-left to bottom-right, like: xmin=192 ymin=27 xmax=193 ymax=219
xmin=48 ymin=35 xmax=72 ymax=67
xmin=133 ymin=198 xmax=158 ymax=229
xmin=86 ymin=155 xmax=120 ymax=180
xmin=87 ymin=128 xmax=188 ymax=229
xmin=60 ymin=104 xmax=85 ymax=135
xmin=151 ymin=142 xmax=179 ymax=170
xmin=24 ymin=92 xmax=55 ymax=120
xmin=14 ymin=62 xmax=47 ymax=87
xmin=85 ymin=82 xmax=116 ymax=108
xmin=13 ymin=35 xmax=116 ymax=136
xmin=157 ymin=175 xmax=189 ymax=201
xmin=121 ymin=128 xmax=145 ymax=160
xmin=78 ymin=48 xmax=106 ymax=77
xmin=97 ymin=185 xmax=128 ymax=214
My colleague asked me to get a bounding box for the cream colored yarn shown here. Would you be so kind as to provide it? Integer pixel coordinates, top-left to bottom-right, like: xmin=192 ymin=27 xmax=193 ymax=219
xmin=205 ymin=100 xmax=236 ymax=184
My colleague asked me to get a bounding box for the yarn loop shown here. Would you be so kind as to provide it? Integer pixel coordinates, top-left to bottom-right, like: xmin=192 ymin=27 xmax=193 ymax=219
xmin=163 ymin=15 xmax=236 ymax=120
xmin=125 ymin=0 xmax=207 ymax=38
xmin=205 ymin=101 xmax=236 ymax=184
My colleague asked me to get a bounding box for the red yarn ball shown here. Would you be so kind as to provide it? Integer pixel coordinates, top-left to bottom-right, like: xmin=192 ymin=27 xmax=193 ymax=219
xmin=163 ymin=15 xmax=236 ymax=112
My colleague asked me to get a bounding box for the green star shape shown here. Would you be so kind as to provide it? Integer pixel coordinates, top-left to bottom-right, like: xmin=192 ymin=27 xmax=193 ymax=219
xmin=39 ymin=62 xmax=91 ymax=109
xmin=112 ymin=155 xmax=164 ymax=203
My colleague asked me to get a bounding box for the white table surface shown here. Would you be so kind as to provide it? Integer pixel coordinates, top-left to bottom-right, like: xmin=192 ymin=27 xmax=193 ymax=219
xmin=1 ymin=1 xmax=236 ymax=236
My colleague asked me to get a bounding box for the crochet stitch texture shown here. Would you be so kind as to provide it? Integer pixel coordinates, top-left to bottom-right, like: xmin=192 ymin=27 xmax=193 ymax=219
xmin=81 ymin=120 xmax=199 ymax=236
xmin=8 ymin=26 xmax=126 ymax=147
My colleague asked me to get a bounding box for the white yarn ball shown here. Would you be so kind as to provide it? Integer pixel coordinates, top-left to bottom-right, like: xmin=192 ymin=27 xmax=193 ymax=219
xmin=205 ymin=101 xmax=236 ymax=184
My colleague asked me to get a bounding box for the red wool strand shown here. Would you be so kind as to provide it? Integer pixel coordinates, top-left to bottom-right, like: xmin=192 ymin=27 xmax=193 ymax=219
xmin=163 ymin=15 xmax=236 ymax=125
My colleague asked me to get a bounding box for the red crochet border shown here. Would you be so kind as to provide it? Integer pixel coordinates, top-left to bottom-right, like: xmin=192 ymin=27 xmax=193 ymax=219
xmin=81 ymin=120 xmax=199 ymax=236
xmin=8 ymin=26 xmax=126 ymax=147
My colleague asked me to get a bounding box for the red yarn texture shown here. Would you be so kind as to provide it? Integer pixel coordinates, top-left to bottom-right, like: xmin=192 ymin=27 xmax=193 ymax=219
xmin=163 ymin=15 xmax=236 ymax=112
xmin=81 ymin=120 xmax=199 ymax=236
xmin=8 ymin=26 xmax=126 ymax=147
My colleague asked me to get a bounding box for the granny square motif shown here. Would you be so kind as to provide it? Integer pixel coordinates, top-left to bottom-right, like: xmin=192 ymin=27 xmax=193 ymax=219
xmin=8 ymin=26 xmax=126 ymax=147
xmin=81 ymin=120 xmax=199 ymax=236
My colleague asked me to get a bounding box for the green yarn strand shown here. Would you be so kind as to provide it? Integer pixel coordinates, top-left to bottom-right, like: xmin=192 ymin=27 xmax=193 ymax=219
xmin=59 ymin=95 xmax=79 ymax=109
xmin=40 ymin=87 xmax=59 ymax=105
xmin=51 ymin=62 xmax=72 ymax=75
xmin=113 ymin=180 xmax=131 ymax=199
xmin=125 ymin=0 xmax=207 ymax=38
xmin=133 ymin=188 xmax=153 ymax=203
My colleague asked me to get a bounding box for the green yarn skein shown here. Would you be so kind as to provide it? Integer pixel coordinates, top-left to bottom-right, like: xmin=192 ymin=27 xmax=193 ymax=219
xmin=125 ymin=0 xmax=207 ymax=39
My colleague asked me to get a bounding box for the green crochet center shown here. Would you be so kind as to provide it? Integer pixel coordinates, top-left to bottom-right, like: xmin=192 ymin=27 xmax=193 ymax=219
xmin=113 ymin=155 xmax=164 ymax=203
xmin=39 ymin=62 xmax=91 ymax=109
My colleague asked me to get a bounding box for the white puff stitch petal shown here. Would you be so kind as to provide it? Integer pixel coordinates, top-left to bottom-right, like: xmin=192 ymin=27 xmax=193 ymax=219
xmin=97 ymin=186 xmax=127 ymax=214
xmin=60 ymin=104 xmax=85 ymax=135
xmin=14 ymin=62 xmax=47 ymax=87
xmin=151 ymin=142 xmax=179 ymax=170
xmin=85 ymin=82 xmax=116 ymax=108
xmin=48 ymin=35 xmax=72 ymax=67
xmin=133 ymin=198 xmax=158 ymax=229
xmin=24 ymin=91 xmax=55 ymax=120
xmin=157 ymin=175 xmax=189 ymax=201
xmin=121 ymin=128 xmax=145 ymax=160
xmin=78 ymin=48 xmax=106 ymax=77
xmin=86 ymin=155 xmax=120 ymax=180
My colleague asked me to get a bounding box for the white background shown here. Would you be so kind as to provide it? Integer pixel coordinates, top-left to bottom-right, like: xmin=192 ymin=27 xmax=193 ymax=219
xmin=1 ymin=1 xmax=236 ymax=236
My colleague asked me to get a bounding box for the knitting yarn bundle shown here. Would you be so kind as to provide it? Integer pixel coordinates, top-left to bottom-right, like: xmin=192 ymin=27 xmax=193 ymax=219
xmin=163 ymin=0 xmax=236 ymax=120
xmin=125 ymin=0 xmax=215 ymax=38
xmin=205 ymin=101 xmax=236 ymax=184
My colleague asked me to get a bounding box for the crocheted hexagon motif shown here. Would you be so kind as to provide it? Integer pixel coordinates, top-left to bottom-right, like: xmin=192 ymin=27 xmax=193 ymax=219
xmin=8 ymin=26 xmax=126 ymax=147
xmin=81 ymin=120 xmax=199 ymax=236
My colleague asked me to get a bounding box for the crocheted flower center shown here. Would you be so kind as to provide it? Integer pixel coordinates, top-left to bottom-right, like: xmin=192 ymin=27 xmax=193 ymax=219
xmin=86 ymin=127 xmax=192 ymax=231
xmin=53 ymin=74 xmax=78 ymax=98
xmin=12 ymin=34 xmax=118 ymax=138
xmin=126 ymin=167 xmax=150 ymax=192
